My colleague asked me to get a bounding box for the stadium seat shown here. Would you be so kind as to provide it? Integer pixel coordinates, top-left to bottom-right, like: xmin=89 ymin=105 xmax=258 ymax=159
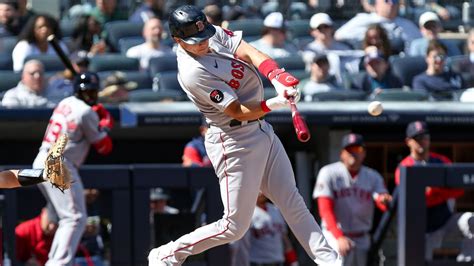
xmin=148 ymin=55 xmax=178 ymax=76
xmin=89 ymin=54 xmax=140 ymax=72
xmin=0 ymin=53 xmax=12 ymax=70
xmin=153 ymin=71 xmax=183 ymax=94
xmin=287 ymin=19 xmax=310 ymax=39
xmin=60 ymin=19 xmax=76 ymax=38
xmin=372 ymin=89 xmax=429 ymax=101
xmin=128 ymin=89 xmax=185 ymax=102
xmin=310 ymin=90 xmax=367 ymax=101
xmin=24 ymin=54 xmax=65 ymax=73
xmin=225 ymin=19 xmax=263 ymax=40
xmin=104 ymin=21 xmax=144 ymax=52
xmin=0 ymin=71 xmax=21 ymax=92
xmin=119 ymin=36 xmax=145 ymax=55
xmin=0 ymin=36 xmax=17 ymax=55
xmin=390 ymin=56 xmax=426 ymax=87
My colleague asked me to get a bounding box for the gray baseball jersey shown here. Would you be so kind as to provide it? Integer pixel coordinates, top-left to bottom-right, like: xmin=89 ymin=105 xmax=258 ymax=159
xmin=313 ymin=161 xmax=388 ymax=233
xmin=248 ymin=203 xmax=286 ymax=264
xmin=32 ymin=95 xmax=105 ymax=265
xmin=151 ymin=25 xmax=340 ymax=266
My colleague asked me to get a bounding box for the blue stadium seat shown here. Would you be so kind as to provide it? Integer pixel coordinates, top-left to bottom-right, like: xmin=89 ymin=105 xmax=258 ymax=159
xmin=60 ymin=19 xmax=76 ymax=38
xmin=390 ymin=56 xmax=426 ymax=87
xmin=119 ymin=36 xmax=145 ymax=55
xmin=153 ymin=71 xmax=183 ymax=93
xmin=148 ymin=55 xmax=178 ymax=76
xmin=287 ymin=20 xmax=310 ymax=39
xmin=104 ymin=21 xmax=144 ymax=52
xmin=24 ymin=54 xmax=66 ymax=73
xmin=372 ymin=89 xmax=429 ymax=101
xmin=89 ymin=54 xmax=140 ymax=72
xmin=0 ymin=53 xmax=12 ymax=70
xmin=310 ymin=90 xmax=368 ymax=101
xmin=225 ymin=19 xmax=263 ymax=41
xmin=128 ymin=89 xmax=185 ymax=102
xmin=0 ymin=70 xmax=21 ymax=92
xmin=0 ymin=36 xmax=17 ymax=55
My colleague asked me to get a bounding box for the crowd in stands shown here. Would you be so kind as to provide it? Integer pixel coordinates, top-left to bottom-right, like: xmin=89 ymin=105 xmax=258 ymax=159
xmin=3 ymin=1 xmax=474 ymax=265
xmin=0 ymin=0 xmax=471 ymax=108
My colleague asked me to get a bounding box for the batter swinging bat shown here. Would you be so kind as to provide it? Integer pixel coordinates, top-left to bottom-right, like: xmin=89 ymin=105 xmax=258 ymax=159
xmin=288 ymin=97 xmax=310 ymax=142
xmin=47 ymin=34 xmax=77 ymax=75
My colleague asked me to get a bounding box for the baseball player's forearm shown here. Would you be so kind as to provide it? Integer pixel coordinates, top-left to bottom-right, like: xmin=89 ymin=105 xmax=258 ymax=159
xmin=317 ymin=197 xmax=344 ymax=239
xmin=0 ymin=170 xmax=22 ymax=188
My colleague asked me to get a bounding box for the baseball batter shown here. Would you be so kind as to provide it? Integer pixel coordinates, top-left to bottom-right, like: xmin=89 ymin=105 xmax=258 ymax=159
xmin=32 ymin=72 xmax=113 ymax=266
xmin=148 ymin=5 xmax=339 ymax=266
xmin=313 ymin=133 xmax=391 ymax=266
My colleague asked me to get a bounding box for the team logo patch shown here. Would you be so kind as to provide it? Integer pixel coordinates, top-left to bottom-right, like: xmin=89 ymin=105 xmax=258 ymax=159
xmin=210 ymin=90 xmax=224 ymax=103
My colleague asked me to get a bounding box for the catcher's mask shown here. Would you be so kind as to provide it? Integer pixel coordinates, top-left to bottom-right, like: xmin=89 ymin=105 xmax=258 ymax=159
xmin=169 ymin=5 xmax=216 ymax=44
xmin=73 ymin=71 xmax=100 ymax=106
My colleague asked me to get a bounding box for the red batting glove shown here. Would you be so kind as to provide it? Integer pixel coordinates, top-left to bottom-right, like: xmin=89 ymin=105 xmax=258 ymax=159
xmin=92 ymin=104 xmax=114 ymax=131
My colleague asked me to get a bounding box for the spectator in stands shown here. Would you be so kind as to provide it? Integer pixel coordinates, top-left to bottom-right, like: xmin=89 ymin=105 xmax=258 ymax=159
xmin=98 ymin=71 xmax=137 ymax=104
xmin=233 ymin=193 xmax=299 ymax=266
xmin=412 ymin=40 xmax=464 ymax=100
xmin=90 ymin=0 xmax=128 ymax=26
xmin=17 ymin=0 xmax=35 ymax=29
xmin=12 ymin=13 xmax=68 ymax=72
xmin=75 ymin=215 xmax=105 ymax=266
xmin=352 ymin=46 xmax=402 ymax=95
xmin=2 ymin=59 xmax=55 ymax=108
xmin=15 ymin=204 xmax=59 ymax=266
xmin=0 ymin=0 xmax=22 ymax=37
xmin=203 ymin=4 xmax=223 ymax=27
xmin=182 ymin=117 xmax=211 ymax=167
xmin=362 ymin=24 xmax=392 ymax=58
xmin=408 ymin=12 xmax=460 ymax=57
xmin=335 ymin=0 xmax=421 ymax=47
xmin=249 ymin=12 xmax=298 ymax=58
xmin=47 ymin=50 xmax=89 ymax=104
xmin=303 ymin=13 xmax=352 ymax=82
xmin=395 ymin=121 xmax=474 ymax=262
xmin=126 ymin=18 xmax=173 ymax=70
xmin=129 ymin=0 xmax=165 ymax=23
xmin=150 ymin=188 xmax=179 ymax=215
xmin=71 ymin=15 xmax=108 ymax=56
xmin=302 ymin=54 xmax=344 ymax=102
xmin=313 ymin=133 xmax=392 ymax=266
xmin=409 ymin=0 xmax=460 ymax=22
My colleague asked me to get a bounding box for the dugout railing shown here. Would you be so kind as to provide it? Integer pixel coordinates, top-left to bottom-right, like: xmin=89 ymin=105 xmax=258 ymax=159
xmin=398 ymin=164 xmax=474 ymax=266
xmin=0 ymin=164 xmax=227 ymax=266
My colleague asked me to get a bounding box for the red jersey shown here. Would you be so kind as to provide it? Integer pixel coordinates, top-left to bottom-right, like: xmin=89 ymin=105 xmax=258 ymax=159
xmin=15 ymin=216 xmax=53 ymax=265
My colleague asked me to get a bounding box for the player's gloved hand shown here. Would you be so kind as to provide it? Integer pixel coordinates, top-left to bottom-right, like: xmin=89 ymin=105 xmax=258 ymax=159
xmin=286 ymin=87 xmax=301 ymax=104
xmin=268 ymin=68 xmax=300 ymax=97
xmin=92 ymin=104 xmax=114 ymax=131
xmin=261 ymin=95 xmax=290 ymax=112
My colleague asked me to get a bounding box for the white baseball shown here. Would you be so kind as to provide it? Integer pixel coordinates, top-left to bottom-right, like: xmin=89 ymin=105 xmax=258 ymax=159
xmin=368 ymin=101 xmax=383 ymax=116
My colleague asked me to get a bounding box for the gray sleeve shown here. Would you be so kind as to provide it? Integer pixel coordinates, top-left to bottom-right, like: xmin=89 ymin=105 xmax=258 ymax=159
xmin=213 ymin=26 xmax=243 ymax=54
xmin=312 ymin=166 xmax=334 ymax=199
xmin=334 ymin=14 xmax=369 ymax=41
xmin=179 ymin=69 xmax=238 ymax=112
xmin=81 ymin=109 xmax=107 ymax=144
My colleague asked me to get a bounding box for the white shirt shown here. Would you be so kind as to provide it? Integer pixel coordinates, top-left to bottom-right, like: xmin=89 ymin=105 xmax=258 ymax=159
xmin=126 ymin=42 xmax=174 ymax=70
xmin=249 ymin=38 xmax=299 ymax=58
xmin=334 ymin=12 xmax=421 ymax=45
xmin=12 ymin=40 xmax=69 ymax=72
xmin=2 ymin=82 xmax=53 ymax=108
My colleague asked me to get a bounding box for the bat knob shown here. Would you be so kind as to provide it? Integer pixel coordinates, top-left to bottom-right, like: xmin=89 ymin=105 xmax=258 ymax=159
xmin=298 ymin=132 xmax=311 ymax=142
xmin=47 ymin=34 xmax=56 ymax=42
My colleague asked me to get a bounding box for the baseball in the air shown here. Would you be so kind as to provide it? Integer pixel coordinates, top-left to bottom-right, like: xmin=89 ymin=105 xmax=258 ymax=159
xmin=368 ymin=101 xmax=383 ymax=116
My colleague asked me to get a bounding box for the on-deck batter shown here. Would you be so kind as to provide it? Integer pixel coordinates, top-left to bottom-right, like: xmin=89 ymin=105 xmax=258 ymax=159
xmin=33 ymin=72 xmax=113 ymax=266
xmin=148 ymin=5 xmax=339 ymax=266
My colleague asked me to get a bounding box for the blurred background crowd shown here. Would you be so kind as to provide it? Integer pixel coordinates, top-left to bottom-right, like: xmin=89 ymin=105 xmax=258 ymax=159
xmin=0 ymin=0 xmax=473 ymax=107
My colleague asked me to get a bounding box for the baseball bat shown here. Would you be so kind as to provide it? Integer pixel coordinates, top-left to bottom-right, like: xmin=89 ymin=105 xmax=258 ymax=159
xmin=47 ymin=34 xmax=77 ymax=75
xmin=288 ymin=97 xmax=310 ymax=142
